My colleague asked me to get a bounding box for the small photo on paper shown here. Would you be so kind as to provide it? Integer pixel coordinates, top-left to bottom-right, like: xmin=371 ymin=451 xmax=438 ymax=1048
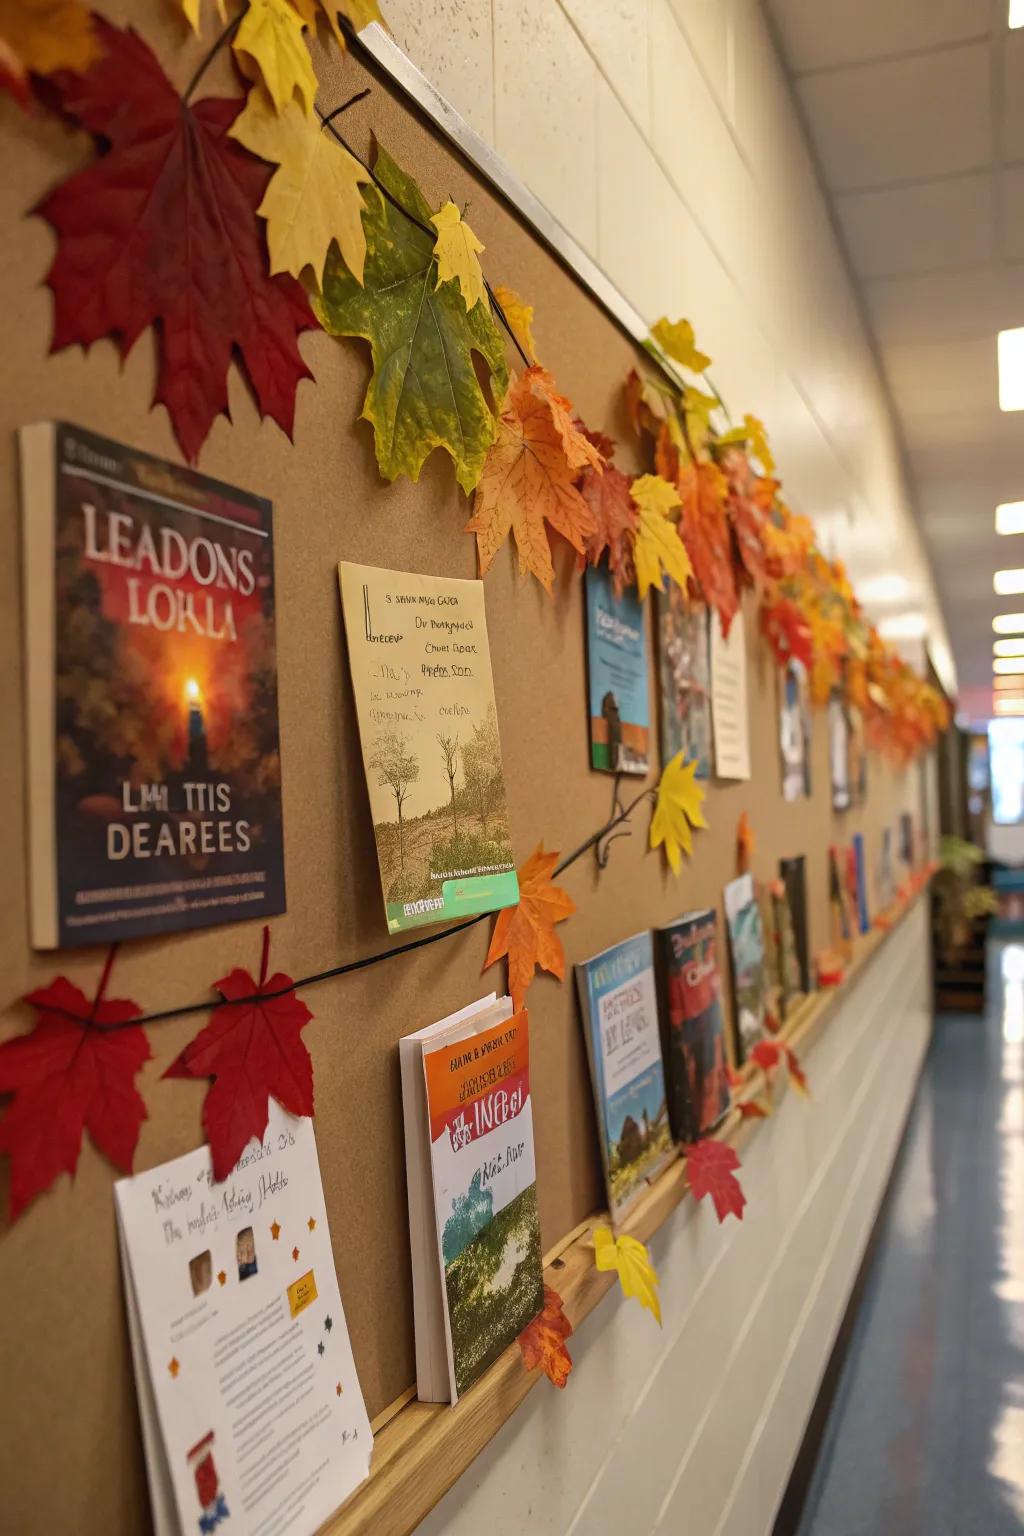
xmin=236 ymin=1227 xmax=258 ymax=1282
xmin=779 ymin=660 xmax=811 ymax=801
xmin=189 ymin=1250 xmax=213 ymax=1297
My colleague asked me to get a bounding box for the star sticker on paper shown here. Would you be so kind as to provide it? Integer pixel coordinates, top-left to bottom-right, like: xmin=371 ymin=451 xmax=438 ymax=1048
xmin=336 ymin=1382 xmax=343 ymax=1396
xmin=217 ymin=1271 xmax=227 ymax=1287
xmin=168 ymin=1357 xmax=180 ymax=1378
xmin=292 ymin=1246 xmax=299 ymax=1261
xmin=317 ymin=1341 xmax=325 ymax=1357
xmin=324 ymin=1315 xmax=333 ymax=1332
xmin=270 ymin=1220 xmax=281 ymax=1240
xmin=307 ymin=1216 xmax=316 ymax=1231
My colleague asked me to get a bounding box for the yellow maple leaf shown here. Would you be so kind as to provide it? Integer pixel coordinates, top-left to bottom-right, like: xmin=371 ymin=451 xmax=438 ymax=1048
xmin=650 ymin=316 xmax=711 ymax=373
xmin=593 ymin=1227 xmax=661 ymax=1325
xmin=717 ymin=412 xmax=775 ymax=474
xmin=0 ymin=0 xmax=99 ymax=87
xmin=630 ymin=474 xmax=691 ymax=600
xmin=233 ymin=0 xmax=317 ymax=116
xmin=431 ymin=201 xmax=486 ymax=313
xmin=491 ymin=282 xmax=538 ymax=363
xmin=230 ymin=85 xmax=369 ymax=285
xmin=179 ymin=0 xmax=226 ymax=35
xmin=650 ymin=751 xmax=708 ymax=874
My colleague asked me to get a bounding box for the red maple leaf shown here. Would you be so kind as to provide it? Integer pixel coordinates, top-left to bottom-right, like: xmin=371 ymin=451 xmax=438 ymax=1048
xmin=685 ymin=1138 xmax=746 ymax=1222
xmin=750 ymin=1040 xmax=782 ymax=1076
xmin=677 ymin=458 xmax=739 ymax=636
xmin=518 ymin=1284 xmax=573 ymax=1387
xmin=738 ymin=1097 xmax=770 ymax=1120
xmin=37 ymin=19 xmax=315 ymax=462
xmin=577 ymin=431 xmax=638 ymax=596
xmin=0 ymin=949 xmax=148 ymax=1220
xmin=166 ymin=927 xmax=313 ymax=1181
xmin=784 ymin=1045 xmax=809 ymax=1097
xmin=761 ymin=598 xmax=814 ymax=672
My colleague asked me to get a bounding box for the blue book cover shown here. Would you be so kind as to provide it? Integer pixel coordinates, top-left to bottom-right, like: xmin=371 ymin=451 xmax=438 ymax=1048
xmin=852 ymin=832 xmax=870 ymax=934
xmin=585 ymin=564 xmax=650 ymax=774
xmin=575 ymin=932 xmax=672 ymax=1222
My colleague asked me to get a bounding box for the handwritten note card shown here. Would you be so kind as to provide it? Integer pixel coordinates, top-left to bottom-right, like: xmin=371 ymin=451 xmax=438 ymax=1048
xmin=338 ymin=562 xmax=519 ymax=932
xmin=115 ymin=1105 xmax=370 ymax=1536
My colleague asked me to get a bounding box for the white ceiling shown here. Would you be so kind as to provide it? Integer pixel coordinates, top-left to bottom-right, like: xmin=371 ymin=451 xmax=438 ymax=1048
xmin=765 ymin=0 xmax=1024 ymax=720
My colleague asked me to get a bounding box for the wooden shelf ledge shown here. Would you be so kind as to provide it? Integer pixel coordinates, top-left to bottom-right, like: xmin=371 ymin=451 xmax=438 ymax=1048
xmin=323 ymin=877 xmax=932 ymax=1536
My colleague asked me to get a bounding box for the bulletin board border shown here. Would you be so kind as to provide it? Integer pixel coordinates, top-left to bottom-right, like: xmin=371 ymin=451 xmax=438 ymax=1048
xmin=322 ymin=877 xmax=933 ymax=1536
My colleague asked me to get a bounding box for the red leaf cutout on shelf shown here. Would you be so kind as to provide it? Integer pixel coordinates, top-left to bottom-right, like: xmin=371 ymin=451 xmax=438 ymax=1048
xmin=166 ymin=927 xmax=313 ymax=1181
xmin=36 ymin=18 xmax=315 ymax=462
xmin=685 ymin=1138 xmax=746 ymax=1223
xmin=750 ymin=1040 xmax=781 ymax=1076
xmin=784 ymin=1045 xmax=809 ymax=1098
xmin=518 ymin=1284 xmax=573 ymax=1387
xmin=0 ymin=949 xmax=149 ymax=1220
xmin=738 ymin=1096 xmax=772 ymax=1120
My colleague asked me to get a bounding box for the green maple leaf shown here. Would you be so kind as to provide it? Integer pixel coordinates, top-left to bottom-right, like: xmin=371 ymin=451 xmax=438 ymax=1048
xmin=315 ymin=145 xmax=509 ymax=494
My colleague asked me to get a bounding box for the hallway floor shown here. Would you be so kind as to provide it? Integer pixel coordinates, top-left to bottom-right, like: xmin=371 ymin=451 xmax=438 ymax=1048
xmin=797 ymin=943 xmax=1024 ymax=1536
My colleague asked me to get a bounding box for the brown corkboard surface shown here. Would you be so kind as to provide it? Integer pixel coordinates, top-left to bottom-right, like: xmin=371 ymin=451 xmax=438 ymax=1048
xmin=0 ymin=12 xmax=929 ymax=1531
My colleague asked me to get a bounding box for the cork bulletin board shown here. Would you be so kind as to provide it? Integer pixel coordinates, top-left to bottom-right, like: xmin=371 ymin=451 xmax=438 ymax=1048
xmin=0 ymin=11 xmax=929 ymax=1530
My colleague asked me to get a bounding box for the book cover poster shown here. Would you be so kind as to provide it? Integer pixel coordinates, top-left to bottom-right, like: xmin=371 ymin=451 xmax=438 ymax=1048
xmin=579 ymin=933 xmax=672 ymax=1222
xmin=656 ymin=584 xmax=711 ymax=776
xmin=770 ymin=880 xmax=802 ymax=1014
xmin=30 ymin=422 xmax=285 ymax=947
xmin=710 ymin=609 xmax=751 ymax=779
xmin=660 ymin=911 xmax=730 ymax=1142
xmin=852 ymin=832 xmax=870 ymax=933
xmin=829 ymin=846 xmax=853 ymax=958
xmin=848 ymin=704 xmax=867 ymax=806
xmin=423 ymin=1010 xmax=543 ymax=1399
xmin=338 ymin=562 xmax=519 ymax=933
xmin=899 ymin=811 xmax=914 ymax=867
xmin=585 ymin=563 xmax=650 ymax=774
xmin=780 ymin=854 xmax=811 ymax=994
xmin=829 ymin=689 xmax=851 ymax=811
xmin=723 ymin=873 xmax=768 ymax=1061
xmin=779 ymin=659 xmax=812 ymax=801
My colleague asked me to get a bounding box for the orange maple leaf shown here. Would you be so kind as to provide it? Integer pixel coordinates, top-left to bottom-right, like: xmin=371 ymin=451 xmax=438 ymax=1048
xmin=467 ymin=367 xmax=599 ymax=591
xmin=517 ymin=1284 xmax=573 ymax=1387
xmin=736 ymin=811 xmax=755 ymax=874
xmin=577 ymin=434 xmax=638 ymax=596
xmin=484 ymin=844 xmax=576 ymax=1010
xmin=738 ymin=1096 xmax=772 ymax=1120
xmin=677 ymin=457 xmax=738 ymax=636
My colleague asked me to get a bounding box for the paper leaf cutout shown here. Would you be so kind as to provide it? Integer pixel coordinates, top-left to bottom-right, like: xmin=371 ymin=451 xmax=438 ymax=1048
xmin=0 ymin=0 xmax=98 ymax=103
xmin=738 ymin=1095 xmax=772 ymax=1120
xmin=650 ymin=316 xmax=710 ymax=374
xmin=579 ymin=441 xmax=638 ymax=595
xmin=717 ymin=412 xmax=775 ymax=473
xmin=736 ymin=811 xmax=755 ymax=875
xmin=233 ymin=0 xmax=317 ymax=116
xmin=230 ymin=85 xmax=370 ymax=286
xmin=784 ymin=1045 xmax=809 ymax=1098
xmin=0 ymin=953 xmax=148 ymax=1220
xmin=165 ymin=927 xmax=314 ymax=1182
xmin=761 ymin=597 xmax=814 ymax=672
xmin=484 ymin=844 xmax=575 ymax=1011
xmin=316 ymin=144 xmax=508 ymax=495
xmin=491 ymin=282 xmax=537 ymax=362
xmin=517 ymin=1284 xmax=573 ymax=1387
xmin=750 ymin=1039 xmax=781 ymax=1075
xmin=594 ymin=1226 xmax=661 ymax=1323
xmin=649 ymin=751 xmax=708 ymax=874
xmin=37 ymin=19 xmax=316 ymax=464
xmin=685 ymin=1139 xmax=746 ymax=1223
xmin=467 ymin=367 xmax=599 ymax=591
xmin=431 ymin=201 xmax=486 ymax=312
xmin=677 ymin=458 xmax=738 ymax=637
xmin=630 ymin=473 xmax=691 ymax=600
xmin=752 ymin=1039 xmax=809 ymax=1099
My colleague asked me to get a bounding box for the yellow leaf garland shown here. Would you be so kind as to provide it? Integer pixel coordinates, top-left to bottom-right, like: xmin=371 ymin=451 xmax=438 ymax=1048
xmin=593 ymin=1226 xmax=661 ymax=1325
xmin=230 ymin=86 xmax=370 ymax=285
xmin=650 ymin=315 xmax=711 ymax=374
xmin=491 ymin=282 xmax=538 ymax=363
xmin=233 ymin=0 xmax=317 ymax=116
xmin=430 ymin=201 xmax=486 ymax=313
xmin=630 ymin=473 xmax=691 ymax=599
xmin=650 ymin=751 xmax=708 ymax=874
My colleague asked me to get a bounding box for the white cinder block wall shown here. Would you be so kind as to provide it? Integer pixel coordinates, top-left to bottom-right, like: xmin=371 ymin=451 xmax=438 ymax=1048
xmin=374 ymin=3 xmax=941 ymax=1532
xmin=379 ymin=0 xmax=954 ymax=695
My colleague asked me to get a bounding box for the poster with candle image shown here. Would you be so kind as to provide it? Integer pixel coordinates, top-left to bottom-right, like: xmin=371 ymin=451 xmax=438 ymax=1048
xmin=19 ymin=422 xmax=286 ymax=947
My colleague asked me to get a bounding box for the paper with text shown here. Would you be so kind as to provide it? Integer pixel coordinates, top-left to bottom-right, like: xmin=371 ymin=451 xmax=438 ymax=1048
xmin=710 ymin=610 xmax=750 ymax=780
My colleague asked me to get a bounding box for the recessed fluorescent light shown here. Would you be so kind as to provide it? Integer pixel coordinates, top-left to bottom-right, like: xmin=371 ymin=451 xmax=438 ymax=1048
xmin=997 ymin=502 xmax=1024 ymax=535
xmin=1011 ymin=0 xmax=1024 ymax=28
xmin=995 ymin=697 xmax=1024 ymax=713
xmin=999 ymin=329 xmax=1024 ymax=411
xmin=877 ymin=612 xmax=928 ymax=641
xmin=995 ymin=657 xmax=1024 ymax=673
xmin=856 ymin=573 xmax=912 ymax=604
xmin=994 ymin=612 xmax=1024 ymax=634
xmin=995 ymin=638 xmax=1024 ymax=657
xmin=995 ymin=568 xmax=1024 ymax=594
xmin=995 ymin=673 xmax=1024 ymax=689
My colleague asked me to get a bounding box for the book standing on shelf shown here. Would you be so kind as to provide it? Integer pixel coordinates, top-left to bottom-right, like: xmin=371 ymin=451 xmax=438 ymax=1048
xmin=656 ymin=910 xmax=731 ymax=1143
xmin=656 ymin=585 xmax=711 ymax=776
xmin=576 ymin=932 xmax=673 ymax=1224
xmin=723 ymin=873 xmax=768 ymax=1062
xmin=779 ymin=854 xmax=811 ymax=995
xmin=585 ymin=562 xmax=650 ymax=774
xmin=19 ymin=421 xmax=286 ymax=949
xmin=400 ymin=997 xmax=543 ymax=1403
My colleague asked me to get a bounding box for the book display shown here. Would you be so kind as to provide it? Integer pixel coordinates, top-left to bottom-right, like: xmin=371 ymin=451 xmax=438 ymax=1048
xmin=585 ymin=562 xmax=650 ymax=774
xmin=656 ymin=910 xmax=730 ymax=1142
xmin=723 ymin=874 xmax=769 ymax=1062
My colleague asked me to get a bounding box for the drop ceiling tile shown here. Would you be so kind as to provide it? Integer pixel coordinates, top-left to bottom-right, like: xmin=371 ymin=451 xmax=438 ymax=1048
xmin=1000 ymin=167 xmax=1024 ymax=260
xmin=797 ymin=44 xmax=991 ymax=191
xmin=837 ymin=173 xmax=994 ymax=278
xmin=1003 ymin=32 xmax=1024 ymax=161
xmin=865 ymin=263 xmax=1024 ymax=346
xmin=765 ymin=0 xmax=989 ymax=75
xmin=879 ymin=333 xmax=996 ymax=422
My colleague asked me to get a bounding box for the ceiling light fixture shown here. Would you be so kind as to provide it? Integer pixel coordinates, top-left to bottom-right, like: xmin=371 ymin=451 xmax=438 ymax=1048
xmin=997 ymin=502 xmax=1024 ymax=535
xmin=994 ymin=613 xmax=1024 ymax=634
xmin=855 ymin=573 xmax=912 ymax=604
xmin=995 ymin=697 xmax=1024 ymax=714
xmin=995 ymin=568 xmax=1024 ymax=594
xmin=1011 ymin=0 xmax=1024 ymax=27
xmin=994 ymin=673 xmax=1024 ymax=689
xmin=999 ymin=329 xmax=1024 ymax=411
xmin=877 ymin=612 xmax=928 ymax=641
xmin=995 ymin=638 xmax=1024 ymax=657
xmin=995 ymin=657 xmax=1024 ymax=673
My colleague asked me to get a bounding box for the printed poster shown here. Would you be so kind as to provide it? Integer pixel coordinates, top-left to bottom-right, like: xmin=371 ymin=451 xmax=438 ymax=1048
xmin=710 ymin=609 xmax=750 ymax=779
xmin=585 ymin=563 xmax=650 ymax=774
xmin=779 ymin=659 xmax=812 ymax=801
xmin=656 ymin=584 xmax=712 ymax=776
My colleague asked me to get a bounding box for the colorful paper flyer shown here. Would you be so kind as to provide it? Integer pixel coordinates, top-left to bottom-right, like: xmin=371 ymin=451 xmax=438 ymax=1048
xmin=585 ymin=563 xmax=650 ymax=774
xmin=710 ymin=610 xmax=750 ymax=779
xmin=656 ymin=585 xmax=711 ymax=776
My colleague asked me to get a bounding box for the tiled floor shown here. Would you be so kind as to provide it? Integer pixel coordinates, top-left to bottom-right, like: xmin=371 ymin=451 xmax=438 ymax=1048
xmin=797 ymin=943 xmax=1024 ymax=1536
